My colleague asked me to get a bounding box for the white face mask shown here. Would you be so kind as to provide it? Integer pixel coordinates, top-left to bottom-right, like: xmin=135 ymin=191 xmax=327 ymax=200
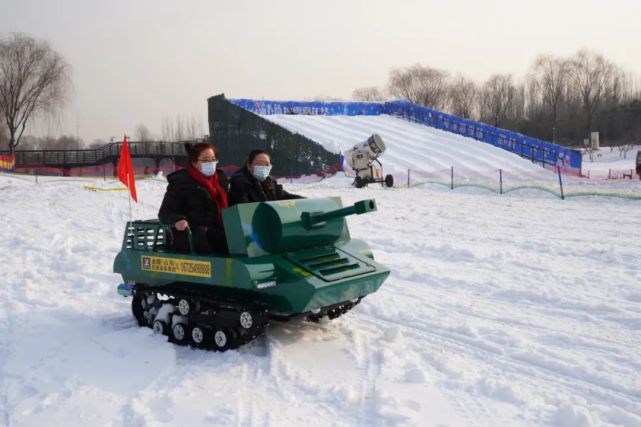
xmin=200 ymin=161 xmax=217 ymax=177
xmin=252 ymin=165 xmax=272 ymax=181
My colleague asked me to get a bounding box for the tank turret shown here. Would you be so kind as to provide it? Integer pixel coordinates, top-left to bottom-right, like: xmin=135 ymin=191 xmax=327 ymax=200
xmin=223 ymin=197 xmax=376 ymax=255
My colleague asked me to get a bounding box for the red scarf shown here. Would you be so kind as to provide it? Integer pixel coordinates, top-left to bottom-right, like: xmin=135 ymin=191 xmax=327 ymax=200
xmin=187 ymin=164 xmax=229 ymax=224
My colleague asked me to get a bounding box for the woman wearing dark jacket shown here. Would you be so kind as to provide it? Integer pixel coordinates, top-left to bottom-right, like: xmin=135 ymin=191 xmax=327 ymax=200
xmin=158 ymin=143 xmax=229 ymax=254
xmin=228 ymin=149 xmax=303 ymax=205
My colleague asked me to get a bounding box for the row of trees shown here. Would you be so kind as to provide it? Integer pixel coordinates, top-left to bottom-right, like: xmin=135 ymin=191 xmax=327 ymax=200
xmin=3 ymin=114 xmax=205 ymax=151
xmin=353 ymin=50 xmax=641 ymax=147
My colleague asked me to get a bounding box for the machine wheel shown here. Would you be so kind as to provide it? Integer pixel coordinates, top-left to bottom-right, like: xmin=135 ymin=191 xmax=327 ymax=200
xmin=384 ymin=174 xmax=394 ymax=188
xmin=153 ymin=319 xmax=167 ymax=335
xmin=190 ymin=325 xmax=209 ymax=346
xmin=354 ymin=176 xmax=365 ymax=188
xmin=172 ymin=323 xmax=188 ymax=342
xmin=177 ymin=298 xmax=192 ymax=316
xmin=239 ymin=311 xmax=253 ymax=329
xmin=307 ymin=313 xmax=323 ymax=323
xmin=131 ymin=294 xmax=146 ymax=327
xmin=213 ymin=329 xmax=230 ymax=350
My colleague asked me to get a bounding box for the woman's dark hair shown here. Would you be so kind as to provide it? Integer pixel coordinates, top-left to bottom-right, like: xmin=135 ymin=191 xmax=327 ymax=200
xmin=247 ymin=149 xmax=270 ymax=165
xmin=184 ymin=142 xmax=218 ymax=162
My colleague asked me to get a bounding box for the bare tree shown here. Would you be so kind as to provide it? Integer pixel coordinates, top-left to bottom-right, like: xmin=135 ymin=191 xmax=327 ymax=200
xmin=174 ymin=115 xmax=185 ymax=141
xmin=159 ymin=115 xmax=204 ymax=142
xmin=567 ymin=50 xmax=619 ymax=135
xmin=160 ymin=116 xmax=174 ymax=142
xmin=604 ymin=66 xmax=629 ymax=107
xmin=0 ymin=33 xmax=70 ymax=155
xmin=186 ymin=115 xmax=201 ymax=140
xmin=135 ymin=123 xmax=152 ymax=142
xmin=525 ymin=78 xmax=543 ymax=118
xmin=513 ymin=83 xmax=527 ymax=121
xmin=86 ymin=138 xmax=106 ymax=149
xmin=618 ymin=142 xmax=634 ymax=159
xmin=46 ymin=134 xmax=81 ymax=150
xmin=388 ymin=64 xmax=449 ymax=110
xmin=352 ymin=86 xmax=385 ymax=102
xmin=0 ymin=123 xmax=8 ymax=149
xmin=447 ymin=75 xmax=477 ymax=119
xmin=479 ymin=74 xmax=517 ymax=127
xmin=529 ymin=54 xmax=569 ymax=142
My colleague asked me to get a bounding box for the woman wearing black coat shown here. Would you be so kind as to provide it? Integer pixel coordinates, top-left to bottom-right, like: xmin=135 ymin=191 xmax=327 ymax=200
xmin=158 ymin=143 xmax=229 ymax=254
xmin=228 ymin=149 xmax=303 ymax=206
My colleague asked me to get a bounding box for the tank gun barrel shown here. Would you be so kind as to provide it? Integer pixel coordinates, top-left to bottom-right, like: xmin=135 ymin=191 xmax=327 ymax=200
xmin=301 ymin=199 xmax=377 ymax=229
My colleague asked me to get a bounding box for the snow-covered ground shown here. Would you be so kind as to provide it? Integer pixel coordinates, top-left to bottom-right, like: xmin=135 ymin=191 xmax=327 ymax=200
xmin=579 ymin=146 xmax=640 ymax=179
xmin=1 ymin=172 xmax=640 ymax=427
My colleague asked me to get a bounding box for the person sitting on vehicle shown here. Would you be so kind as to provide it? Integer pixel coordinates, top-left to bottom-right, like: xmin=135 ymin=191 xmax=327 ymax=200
xmin=228 ymin=149 xmax=303 ymax=205
xmin=158 ymin=142 xmax=229 ymax=254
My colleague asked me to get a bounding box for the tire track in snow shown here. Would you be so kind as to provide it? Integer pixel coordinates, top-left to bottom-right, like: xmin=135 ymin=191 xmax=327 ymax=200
xmin=347 ymin=323 xmax=383 ymax=426
xmin=351 ymin=311 xmax=641 ymax=415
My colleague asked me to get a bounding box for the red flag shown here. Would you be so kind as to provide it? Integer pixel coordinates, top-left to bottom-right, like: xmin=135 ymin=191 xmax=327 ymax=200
xmin=117 ymin=134 xmax=137 ymax=202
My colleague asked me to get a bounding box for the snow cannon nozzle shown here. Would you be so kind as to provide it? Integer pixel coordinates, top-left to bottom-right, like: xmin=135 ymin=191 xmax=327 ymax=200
xmin=344 ymin=134 xmax=394 ymax=189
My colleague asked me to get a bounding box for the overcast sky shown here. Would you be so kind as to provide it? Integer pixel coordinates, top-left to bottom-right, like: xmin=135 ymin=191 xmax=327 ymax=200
xmin=1 ymin=0 xmax=640 ymax=143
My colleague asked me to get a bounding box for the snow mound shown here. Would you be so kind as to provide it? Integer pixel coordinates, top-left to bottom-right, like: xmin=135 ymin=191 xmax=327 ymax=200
xmin=262 ymin=114 xmax=546 ymax=174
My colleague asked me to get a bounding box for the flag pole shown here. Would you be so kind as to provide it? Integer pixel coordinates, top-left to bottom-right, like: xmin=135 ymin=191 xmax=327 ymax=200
xmin=127 ymin=171 xmax=133 ymax=222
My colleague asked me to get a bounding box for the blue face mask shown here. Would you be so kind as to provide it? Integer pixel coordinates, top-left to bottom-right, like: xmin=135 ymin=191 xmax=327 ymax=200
xmin=200 ymin=161 xmax=217 ymax=177
xmin=252 ymin=165 xmax=272 ymax=181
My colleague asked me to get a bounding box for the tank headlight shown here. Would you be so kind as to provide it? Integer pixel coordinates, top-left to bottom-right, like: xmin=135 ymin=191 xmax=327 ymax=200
xmin=256 ymin=280 xmax=277 ymax=289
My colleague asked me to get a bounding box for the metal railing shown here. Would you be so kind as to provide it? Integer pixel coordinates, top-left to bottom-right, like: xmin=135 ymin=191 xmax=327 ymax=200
xmin=0 ymin=141 xmax=190 ymax=167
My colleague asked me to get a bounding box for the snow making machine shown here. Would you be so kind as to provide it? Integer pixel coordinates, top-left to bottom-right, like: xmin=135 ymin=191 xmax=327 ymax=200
xmin=344 ymin=133 xmax=394 ymax=188
xmin=114 ymin=197 xmax=390 ymax=351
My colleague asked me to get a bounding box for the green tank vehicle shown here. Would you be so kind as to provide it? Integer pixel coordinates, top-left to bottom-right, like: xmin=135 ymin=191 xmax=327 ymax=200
xmin=113 ymin=197 xmax=390 ymax=351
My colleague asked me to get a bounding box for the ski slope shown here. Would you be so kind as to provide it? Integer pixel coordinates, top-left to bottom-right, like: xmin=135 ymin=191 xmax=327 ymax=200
xmin=1 ymin=173 xmax=640 ymax=427
xmin=262 ymin=114 xmax=546 ymax=175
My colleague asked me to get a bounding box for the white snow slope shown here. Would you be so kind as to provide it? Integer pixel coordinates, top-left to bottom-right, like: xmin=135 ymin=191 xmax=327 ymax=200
xmin=1 ymin=173 xmax=640 ymax=427
xmin=261 ymin=114 xmax=548 ymax=175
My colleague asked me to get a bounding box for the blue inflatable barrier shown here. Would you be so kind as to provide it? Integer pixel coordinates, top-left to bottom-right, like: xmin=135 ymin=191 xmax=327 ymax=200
xmin=230 ymin=98 xmax=582 ymax=171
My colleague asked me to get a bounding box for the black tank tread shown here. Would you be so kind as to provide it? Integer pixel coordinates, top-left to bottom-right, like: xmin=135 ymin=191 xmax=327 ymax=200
xmin=134 ymin=283 xmax=269 ymax=351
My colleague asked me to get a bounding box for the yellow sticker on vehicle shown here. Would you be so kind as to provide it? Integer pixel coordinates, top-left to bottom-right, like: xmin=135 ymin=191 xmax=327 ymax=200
xmin=274 ymin=200 xmax=296 ymax=208
xmin=141 ymin=256 xmax=212 ymax=278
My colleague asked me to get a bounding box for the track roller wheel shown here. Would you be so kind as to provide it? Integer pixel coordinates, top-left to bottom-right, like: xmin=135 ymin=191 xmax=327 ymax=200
xmin=239 ymin=311 xmax=253 ymax=329
xmin=172 ymin=323 xmax=188 ymax=342
xmin=213 ymin=328 xmax=238 ymax=351
xmin=327 ymin=308 xmax=342 ymax=320
xmin=153 ymin=319 xmax=167 ymax=335
xmin=307 ymin=313 xmax=323 ymax=323
xmin=177 ymin=298 xmax=193 ymax=316
xmin=190 ymin=325 xmax=210 ymax=346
